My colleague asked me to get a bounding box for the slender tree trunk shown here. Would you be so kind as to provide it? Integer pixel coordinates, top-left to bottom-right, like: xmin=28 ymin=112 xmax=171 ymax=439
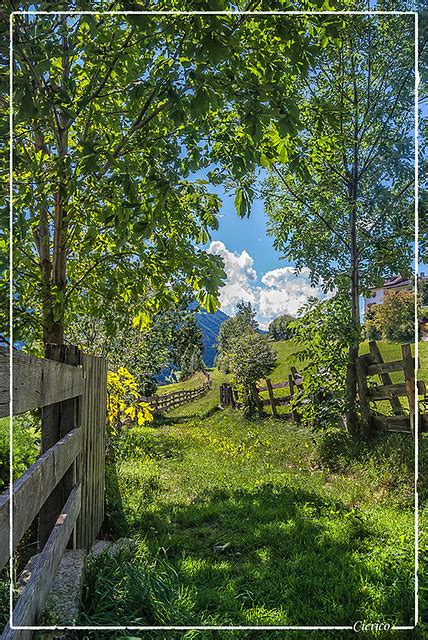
xmin=345 ymin=191 xmax=361 ymax=434
xmin=345 ymin=50 xmax=361 ymax=434
xmin=41 ymin=21 xmax=70 ymax=345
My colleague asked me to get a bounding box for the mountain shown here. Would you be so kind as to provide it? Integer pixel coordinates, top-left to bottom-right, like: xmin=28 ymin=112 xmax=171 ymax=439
xmin=195 ymin=308 xmax=229 ymax=367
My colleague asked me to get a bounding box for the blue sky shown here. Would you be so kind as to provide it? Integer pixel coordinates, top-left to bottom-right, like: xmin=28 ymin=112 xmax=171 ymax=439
xmin=202 ymin=181 xmax=421 ymax=328
xmin=210 ymin=191 xmax=286 ymax=277
xmin=202 ymin=184 xmax=332 ymax=328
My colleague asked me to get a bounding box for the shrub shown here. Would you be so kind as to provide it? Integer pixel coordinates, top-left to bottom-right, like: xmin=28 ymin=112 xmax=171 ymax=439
xmin=227 ymin=330 xmax=277 ymax=415
xmin=107 ymin=367 xmax=153 ymax=439
xmin=363 ymin=305 xmax=382 ymax=341
xmin=290 ymin=294 xmax=352 ymax=431
xmin=0 ymin=416 xmax=40 ymax=491
xmin=365 ymin=290 xmax=416 ymax=342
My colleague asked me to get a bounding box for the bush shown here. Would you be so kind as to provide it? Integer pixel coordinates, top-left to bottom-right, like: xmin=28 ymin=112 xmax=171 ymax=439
xmin=290 ymin=294 xmax=352 ymax=431
xmin=364 ymin=290 xmax=416 ymax=342
xmin=107 ymin=368 xmax=153 ymax=449
xmin=0 ymin=416 xmax=40 ymax=491
xmin=228 ymin=330 xmax=277 ymax=415
xmin=363 ymin=304 xmax=382 ymax=341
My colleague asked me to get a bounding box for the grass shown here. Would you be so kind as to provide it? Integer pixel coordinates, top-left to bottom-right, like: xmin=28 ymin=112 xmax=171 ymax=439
xmin=157 ymin=370 xmax=209 ymax=394
xmin=79 ymin=340 xmax=427 ymax=636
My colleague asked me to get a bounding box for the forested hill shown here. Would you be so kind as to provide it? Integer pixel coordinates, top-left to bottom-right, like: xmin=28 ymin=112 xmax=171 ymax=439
xmin=195 ymin=308 xmax=229 ymax=367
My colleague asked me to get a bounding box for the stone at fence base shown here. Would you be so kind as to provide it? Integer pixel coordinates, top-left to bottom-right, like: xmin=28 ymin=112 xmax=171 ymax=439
xmin=17 ymin=549 xmax=87 ymax=633
xmin=88 ymin=537 xmax=137 ymax=560
xmin=43 ymin=549 xmax=87 ymax=626
xmin=88 ymin=539 xmax=112 ymax=559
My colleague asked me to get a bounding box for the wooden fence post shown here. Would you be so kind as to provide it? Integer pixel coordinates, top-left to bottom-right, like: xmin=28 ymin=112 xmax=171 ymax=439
xmin=251 ymin=383 xmax=264 ymax=417
xmin=288 ymin=373 xmax=299 ymax=423
xmin=402 ymin=343 xmax=416 ymax=438
xmin=38 ymin=344 xmax=80 ymax=550
xmin=265 ymin=378 xmax=278 ymax=417
xmin=369 ymin=340 xmax=403 ymax=415
xmin=355 ymin=355 xmax=372 ymax=432
xmin=76 ymin=353 xmax=107 ymax=550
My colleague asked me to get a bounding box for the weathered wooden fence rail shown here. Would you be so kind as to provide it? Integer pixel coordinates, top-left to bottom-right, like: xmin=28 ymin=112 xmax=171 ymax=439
xmin=220 ymin=368 xmax=303 ymax=421
xmin=0 ymin=344 xmax=107 ymax=638
xmin=141 ymin=374 xmax=210 ymax=414
xmin=356 ymin=340 xmax=428 ymax=437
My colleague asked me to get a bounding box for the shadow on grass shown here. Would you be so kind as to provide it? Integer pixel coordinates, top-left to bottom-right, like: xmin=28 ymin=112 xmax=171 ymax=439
xmin=316 ymin=428 xmax=427 ymax=490
xmin=83 ymin=482 xmax=414 ymax=630
xmin=156 ymin=405 xmax=221 ymax=424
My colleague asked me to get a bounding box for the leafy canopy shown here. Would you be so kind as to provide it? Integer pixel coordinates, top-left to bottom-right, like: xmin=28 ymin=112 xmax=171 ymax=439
xmin=5 ymin=5 xmax=344 ymax=346
xmin=265 ymin=13 xmax=415 ymax=296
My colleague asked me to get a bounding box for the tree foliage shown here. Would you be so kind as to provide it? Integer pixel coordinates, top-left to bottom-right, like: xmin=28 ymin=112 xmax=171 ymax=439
xmin=364 ymin=290 xmax=417 ymax=343
xmin=107 ymin=367 xmax=153 ymax=438
xmin=216 ymin=301 xmax=258 ymax=371
xmin=171 ymin=311 xmax=204 ymax=374
xmin=264 ymin=13 xmax=416 ymax=431
xmin=289 ymin=294 xmax=352 ymax=431
xmin=228 ymin=330 xmax=278 ymax=415
xmin=4 ymin=5 xmax=341 ymax=347
xmin=180 ymin=344 xmax=205 ymax=381
xmin=69 ymin=300 xmax=204 ymax=394
xmin=268 ymin=313 xmax=295 ymax=341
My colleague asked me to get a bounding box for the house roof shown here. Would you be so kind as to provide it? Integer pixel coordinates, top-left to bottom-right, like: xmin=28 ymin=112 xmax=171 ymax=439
xmin=383 ymin=275 xmax=412 ymax=289
xmin=368 ymin=275 xmax=414 ymax=291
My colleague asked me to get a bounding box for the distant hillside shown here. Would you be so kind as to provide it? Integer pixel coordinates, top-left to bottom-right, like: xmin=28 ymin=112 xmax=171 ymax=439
xmin=195 ymin=308 xmax=229 ymax=367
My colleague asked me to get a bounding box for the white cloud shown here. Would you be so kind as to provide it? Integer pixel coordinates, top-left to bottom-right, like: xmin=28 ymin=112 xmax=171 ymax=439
xmin=207 ymin=242 xmax=330 ymax=329
xmin=207 ymin=241 xmax=257 ymax=312
xmin=258 ymin=267 xmax=329 ymax=324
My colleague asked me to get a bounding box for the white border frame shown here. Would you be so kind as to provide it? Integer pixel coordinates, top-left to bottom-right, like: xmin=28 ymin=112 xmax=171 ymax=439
xmin=8 ymin=8 xmax=419 ymax=633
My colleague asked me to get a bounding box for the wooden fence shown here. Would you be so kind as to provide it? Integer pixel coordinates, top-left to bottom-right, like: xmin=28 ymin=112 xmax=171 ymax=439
xmin=356 ymin=340 xmax=428 ymax=437
xmin=141 ymin=374 xmax=210 ymax=414
xmin=0 ymin=344 xmax=107 ymax=638
xmin=220 ymin=367 xmax=303 ymax=421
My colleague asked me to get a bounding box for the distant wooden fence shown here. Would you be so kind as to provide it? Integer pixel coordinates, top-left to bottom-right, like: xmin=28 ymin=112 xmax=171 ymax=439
xmin=220 ymin=367 xmax=303 ymax=421
xmin=356 ymin=340 xmax=428 ymax=437
xmin=0 ymin=344 xmax=107 ymax=638
xmin=141 ymin=373 xmax=210 ymax=414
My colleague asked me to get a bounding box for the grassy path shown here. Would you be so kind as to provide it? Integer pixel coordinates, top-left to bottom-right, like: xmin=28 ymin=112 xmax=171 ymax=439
xmin=80 ymin=351 xmax=427 ymax=636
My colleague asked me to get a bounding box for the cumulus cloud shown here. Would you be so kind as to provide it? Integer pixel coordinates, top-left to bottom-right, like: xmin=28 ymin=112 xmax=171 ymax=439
xmin=207 ymin=242 xmax=329 ymax=328
xmin=259 ymin=267 xmax=329 ymax=322
xmin=207 ymin=241 xmax=257 ymax=312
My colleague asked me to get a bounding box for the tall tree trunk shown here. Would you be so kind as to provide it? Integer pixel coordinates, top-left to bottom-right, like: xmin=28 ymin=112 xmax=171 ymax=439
xmin=41 ymin=21 xmax=70 ymax=345
xmin=345 ymin=193 xmax=361 ymax=434
xmin=345 ymin=52 xmax=361 ymax=434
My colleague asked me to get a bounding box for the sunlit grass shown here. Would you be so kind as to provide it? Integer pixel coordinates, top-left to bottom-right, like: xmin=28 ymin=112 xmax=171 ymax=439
xmin=80 ymin=348 xmax=425 ymax=630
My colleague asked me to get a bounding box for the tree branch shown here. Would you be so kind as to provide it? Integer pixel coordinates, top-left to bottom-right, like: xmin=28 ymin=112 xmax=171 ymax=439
xmin=271 ymin=165 xmax=351 ymax=251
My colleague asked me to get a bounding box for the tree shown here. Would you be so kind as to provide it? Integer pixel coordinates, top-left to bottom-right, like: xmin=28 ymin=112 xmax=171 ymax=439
xmin=4 ymin=5 xmax=340 ymax=349
xmin=171 ymin=311 xmax=204 ymax=372
xmin=289 ymin=294 xmax=351 ymax=431
xmin=69 ymin=297 xmax=206 ymax=393
xmin=216 ymin=301 xmax=258 ymax=371
xmin=228 ymin=330 xmax=277 ymax=415
xmin=264 ymin=13 xmax=416 ymax=432
xmin=180 ymin=344 xmax=205 ymax=381
xmin=365 ymin=291 xmax=417 ymax=343
xmin=268 ymin=313 xmax=295 ymax=341
xmin=69 ymin=313 xmax=174 ymax=396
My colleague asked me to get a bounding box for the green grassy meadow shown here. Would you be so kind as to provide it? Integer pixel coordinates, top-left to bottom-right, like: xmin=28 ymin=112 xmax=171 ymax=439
xmin=157 ymin=370 xmax=209 ymax=394
xmin=78 ymin=341 xmax=428 ymax=636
